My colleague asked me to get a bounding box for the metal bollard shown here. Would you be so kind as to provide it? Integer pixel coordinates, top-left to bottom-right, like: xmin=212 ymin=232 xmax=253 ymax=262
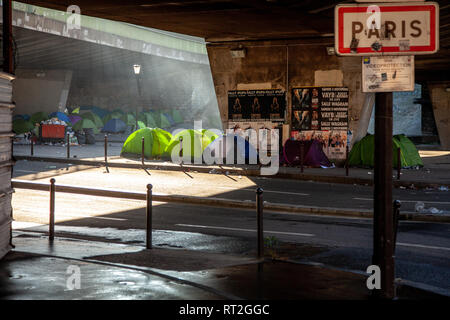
xmin=346 ymin=145 xmax=349 ymax=176
xmin=104 ymin=134 xmax=109 ymax=172
xmin=30 ymin=139 xmax=34 ymax=156
xmin=49 ymin=178 xmax=55 ymax=241
xmin=397 ymin=147 xmax=401 ymax=180
xmin=300 ymin=142 xmax=304 ymax=173
xmin=179 ymin=137 xmax=183 ymax=164
xmin=141 ymin=137 xmax=145 ymax=168
xmin=393 ymin=200 xmax=401 ymax=254
xmin=66 ymin=133 xmax=70 ymax=159
xmin=146 ymin=184 xmax=153 ymax=249
xmin=256 ymin=187 xmax=264 ymax=259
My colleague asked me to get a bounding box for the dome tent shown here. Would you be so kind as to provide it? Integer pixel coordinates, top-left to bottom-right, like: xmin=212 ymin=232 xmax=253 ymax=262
xmin=138 ymin=112 xmax=157 ymax=128
xmin=73 ymin=118 xmax=99 ymax=134
xmin=49 ymin=111 xmax=71 ymax=124
xmin=120 ymin=113 xmax=137 ymax=127
xmin=103 ymin=112 xmax=122 ymax=125
xmin=203 ymin=133 xmax=258 ymax=164
xmin=102 ymin=118 xmax=127 ymax=133
xmin=348 ymin=134 xmax=423 ymax=168
xmin=121 ymin=128 xmax=172 ymax=158
xmin=166 ymin=129 xmax=214 ymax=161
xmin=81 ymin=111 xmax=103 ymax=128
xmin=13 ymin=118 xmax=34 ymax=134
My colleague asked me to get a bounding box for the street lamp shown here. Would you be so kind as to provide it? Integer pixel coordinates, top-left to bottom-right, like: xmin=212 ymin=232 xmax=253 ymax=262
xmin=133 ymin=64 xmax=142 ymax=131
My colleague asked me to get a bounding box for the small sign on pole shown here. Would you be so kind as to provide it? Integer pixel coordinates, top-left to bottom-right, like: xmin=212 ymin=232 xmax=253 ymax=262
xmin=362 ymin=55 xmax=414 ymax=92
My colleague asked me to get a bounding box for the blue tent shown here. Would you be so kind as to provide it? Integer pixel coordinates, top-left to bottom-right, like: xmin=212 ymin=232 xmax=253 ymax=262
xmin=49 ymin=111 xmax=71 ymax=124
xmin=203 ymin=134 xmax=258 ymax=162
xmin=102 ymin=118 xmax=127 ymax=133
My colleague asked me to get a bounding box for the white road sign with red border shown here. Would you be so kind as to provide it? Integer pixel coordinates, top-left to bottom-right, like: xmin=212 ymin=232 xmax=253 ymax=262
xmin=335 ymin=2 xmax=439 ymax=56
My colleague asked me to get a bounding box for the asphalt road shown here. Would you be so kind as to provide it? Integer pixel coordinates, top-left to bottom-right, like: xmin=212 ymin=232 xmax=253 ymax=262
xmin=12 ymin=160 xmax=450 ymax=213
xmin=11 ymin=188 xmax=450 ymax=294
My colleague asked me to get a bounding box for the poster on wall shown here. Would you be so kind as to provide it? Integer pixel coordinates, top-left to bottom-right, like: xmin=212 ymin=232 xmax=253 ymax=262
xmin=291 ymin=87 xmax=349 ymax=159
xmin=228 ymin=90 xmax=286 ymax=121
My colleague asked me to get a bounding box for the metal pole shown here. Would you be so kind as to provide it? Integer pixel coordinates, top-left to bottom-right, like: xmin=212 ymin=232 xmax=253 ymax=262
xmin=146 ymin=184 xmax=153 ymax=249
xmin=67 ymin=133 xmax=70 ymax=158
xmin=104 ymin=134 xmax=109 ymax=172
xmin=31 ymin=139 xmax=34 ymax=156
xmin=346 ymin=145 xmax=349 ymax=176
xmin=135 ymin=75 xmax=141 ymax=131
xmin=49 ymin=178 xmax=55 ymax=241
xmin=300 ymin=142 xmax=304 ymax=173
xmin=393 ymin=200 xmax=401 ymax=254
xmin=373 ymin=92 xmax=395 ymax=299
xmin=3 ymin=0 xmax=14 ymax=74
xmin=256 ymin=187 xmax=264 ymax=259
xmin=141 ymin=137 xmax=145 ymax=168
xmin=397 ymin=147 xmax=401 ymax=180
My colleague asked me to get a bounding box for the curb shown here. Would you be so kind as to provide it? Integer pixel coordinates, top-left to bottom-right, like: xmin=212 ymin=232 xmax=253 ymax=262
xmin=11 ymin=179 xmax=450 ymax=223
xmin=13 ymin=155 xmax=449 ymax=190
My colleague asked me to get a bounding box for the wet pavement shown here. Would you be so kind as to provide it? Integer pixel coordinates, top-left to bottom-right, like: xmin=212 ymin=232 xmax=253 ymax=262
xmin=0 ymin=232 xmax=446 ymax=300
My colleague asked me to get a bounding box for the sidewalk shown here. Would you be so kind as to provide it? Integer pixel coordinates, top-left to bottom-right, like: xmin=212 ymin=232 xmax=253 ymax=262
xmin=1 ymin=232 xmax=446 ymax=300
xmin=12 ymin=143 xmax=450 ymax=189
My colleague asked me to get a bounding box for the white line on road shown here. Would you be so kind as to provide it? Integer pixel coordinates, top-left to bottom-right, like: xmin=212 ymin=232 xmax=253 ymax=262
xmin=175 ymin=224 xmax=315 ymax=237
xmin=217 ymin=186 xmax=309 ymax=196
xmin=353 ymin=197 xmax=450 ymax=205
xmin=397 ymin=242 xmax=450 ymax=251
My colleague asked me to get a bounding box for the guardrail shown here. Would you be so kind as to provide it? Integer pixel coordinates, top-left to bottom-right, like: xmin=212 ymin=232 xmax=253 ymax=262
xmin=11 ymin=179 xmax=266 ymax=257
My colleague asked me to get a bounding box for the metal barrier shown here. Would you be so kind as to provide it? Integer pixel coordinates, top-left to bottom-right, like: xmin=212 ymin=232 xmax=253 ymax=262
xmin=13 ymin=179 xmax=266 ymax=258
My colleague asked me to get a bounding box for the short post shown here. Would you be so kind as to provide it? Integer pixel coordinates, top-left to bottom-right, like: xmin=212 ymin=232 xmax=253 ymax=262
xmin=146 ymin=184 xmax=153 ymax=249
xmin=300 ymin=142 xmax=304 ymax=173
xmin=397 ymin=147 xmax=401 ymax=180
xmin=30 ymin=139 xmax=34 ymax=156
xmin=104 ymin=134 xmax=109 ymax=172
xmin=49 ymin=178 xmax=55 ymax=241
xmin=141 ymin=137 xmax=145 ymax=168
xmin=66 ymin=133 xmax=70 ymax=158
xmin=256 ymin=187 xmax=264 ymax=259
xmin=179 ymin=137 xmax=183 ymax=164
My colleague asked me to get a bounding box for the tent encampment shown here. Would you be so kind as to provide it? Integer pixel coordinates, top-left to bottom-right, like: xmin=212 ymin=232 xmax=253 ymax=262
xmin=103 ymin=112 xmax=122 ymax=124
xmin=282 ymin=140 xmax=333 ymax=168
xmin=348 ymin=134 xmax=423 ymax=168
xmin=102 ymin=118 xmax=127 ymax=133
xmin=121 ymin=128 xmax=172 ymax=158
xmin=121 ymin=113 xmax=136 ymax=127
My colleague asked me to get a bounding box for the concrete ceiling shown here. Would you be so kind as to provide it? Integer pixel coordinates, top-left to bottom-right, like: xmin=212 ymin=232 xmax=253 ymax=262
xmin=15 ymin=0 xmax=450 ymax=77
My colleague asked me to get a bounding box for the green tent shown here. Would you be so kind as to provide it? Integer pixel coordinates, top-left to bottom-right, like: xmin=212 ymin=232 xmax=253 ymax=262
xmin=172 ymin=109 xmax=183 ymax=123
xmin=30 ymin=112 xmax=49 ymax=124
xmin=112 ymin=108 xmax=125 ymax=115
xmin=138 ymin=112 xmax=157 ymax=128
xmin=121 ymin=128 xmax=172 ymax=158
xmin=159 ymin=113 xmax=171 ymax=128
xmin=137 ymin=121 xmax=146 ymax=129
xmin=393 ymin=134 xmax=424 ymax=167
xmin=349 ymin=134 xmax=423 ymax=168
xmin=73 ymin=118 xmax=99 ymax=134
xmin=13 ymin=118 xmax=34 ymax=134
xmin=166 ymin=129 xmax=214 ymax=160
xmin=81 ymin=111 xmax=103 ymax=128
xmin=103 ymin=112 xmax=122 ymax=124
xmin=202 ymin=129 xmax=220 ymax=143
xmin=121 ymin=113 xmax=136 ymax=126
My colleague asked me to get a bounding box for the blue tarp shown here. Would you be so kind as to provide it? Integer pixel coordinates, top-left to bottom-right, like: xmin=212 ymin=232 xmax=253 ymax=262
xmin=102 ymin=118 xmax=127 ymax=133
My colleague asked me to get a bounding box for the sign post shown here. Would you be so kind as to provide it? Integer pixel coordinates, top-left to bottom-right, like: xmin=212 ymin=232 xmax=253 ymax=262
xmin=335 ymin=1 xmax=439 ymax=299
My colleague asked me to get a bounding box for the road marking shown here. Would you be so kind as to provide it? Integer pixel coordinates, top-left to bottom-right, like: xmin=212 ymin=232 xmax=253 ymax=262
xmin=14 ymin=169 xmax=39 ymax=173
xmin=217 ymin=186 xmax=309 ymax=196
xmin=353 ymin=197 xmax=450 ymax=205
xmin=397 ymin=242 xmax=450 ymax=251
xmin=175 ymin=223 xmax=315 ymax=237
